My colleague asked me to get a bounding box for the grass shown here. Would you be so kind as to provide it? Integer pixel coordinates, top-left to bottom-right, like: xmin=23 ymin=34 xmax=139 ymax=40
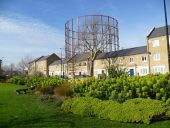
xmin=0 ymin=83 xmax=170 ymax=128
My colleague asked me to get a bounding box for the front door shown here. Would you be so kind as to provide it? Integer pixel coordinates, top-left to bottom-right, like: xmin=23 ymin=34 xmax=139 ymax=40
xmin=130 ymin=69 xmax=134 ymax=76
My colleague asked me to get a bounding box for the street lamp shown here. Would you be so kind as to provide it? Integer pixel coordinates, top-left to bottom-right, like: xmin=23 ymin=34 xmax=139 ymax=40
xmin=163 ymin=0 xmax=170 ymax=70
xmin=0 ymin=57 xmax=4 ymax=75
xmin=60 ymin=48 xmax=63 ymax=78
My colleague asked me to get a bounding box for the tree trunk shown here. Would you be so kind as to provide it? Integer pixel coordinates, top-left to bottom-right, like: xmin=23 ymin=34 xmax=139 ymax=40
xmin=90 ymin=60 xmax=94 ymax=77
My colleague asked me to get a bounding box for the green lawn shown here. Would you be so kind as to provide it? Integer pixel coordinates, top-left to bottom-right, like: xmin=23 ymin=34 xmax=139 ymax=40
xmin=0 ymin=83 xmax=170 ymax=128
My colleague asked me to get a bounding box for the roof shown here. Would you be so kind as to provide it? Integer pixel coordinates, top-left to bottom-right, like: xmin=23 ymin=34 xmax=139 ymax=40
xmin=29 ymin=53 xmax=60 ymax=64
xmin=38 ymin=55 xmax=51 ymax=61
xmin=50 ymin=60 xmax=61 ymax=65
xmin=68 ymin=52 xmax=90 ymax=62
xmin=49 ymin=59 xmax=67 ymax=66
xmin=28 ymin=56 xmax=44 ymax=64
xmin=96 ymin=46 xmax=147 ymax=60
xmin=147 ymin=25 xmax=170 ymax=38
xmin=37 ymin=53 xmax=58 ymax=62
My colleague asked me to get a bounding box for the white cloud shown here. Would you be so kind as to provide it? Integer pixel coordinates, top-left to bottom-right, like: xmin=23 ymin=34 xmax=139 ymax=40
xmin=0 ymin=13 xmax=65 ymax=65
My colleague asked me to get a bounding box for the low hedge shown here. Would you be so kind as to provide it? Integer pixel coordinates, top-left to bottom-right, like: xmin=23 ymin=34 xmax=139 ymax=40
xmin=61 ymin=97 xmax=167 ymax=124
xmin=8 ymin=76 xmax=26 ymax=85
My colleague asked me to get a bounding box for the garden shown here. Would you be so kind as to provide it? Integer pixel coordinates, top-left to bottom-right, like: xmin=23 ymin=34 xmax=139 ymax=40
xmin=1 ymin=71 xmax=170 ymax=127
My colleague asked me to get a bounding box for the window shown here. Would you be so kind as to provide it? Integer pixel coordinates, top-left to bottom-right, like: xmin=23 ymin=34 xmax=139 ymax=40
xmin=142 ymin=56 xmax=147 ymax=62
xmin=102 ymin=60 xmax=105 ymax=65
xmin=152 ymin=40 xmax=160 ymax=47
xmin=111 ymin=59 xmax=114 ymax=65
xmin=119 ymin=59 xmax=123 ymax=64
xmin=140 ymin=68 xmax=147 ymax=75
xmin=153 ymin=66 xmax=165 ymax=74
xmin=79 ymin=72 xmax=81 ymax=76
xmin=84 ymin=62 xmax=86 ymax=66
xmin=153 ymin=54 xmax=160 ymax=61
xmin=129 ymin=57 xmax=134 ymax=63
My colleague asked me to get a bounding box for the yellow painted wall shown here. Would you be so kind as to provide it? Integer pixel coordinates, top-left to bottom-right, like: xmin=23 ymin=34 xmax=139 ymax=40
xmin=147 ymin=35 xmax=170 ymax=74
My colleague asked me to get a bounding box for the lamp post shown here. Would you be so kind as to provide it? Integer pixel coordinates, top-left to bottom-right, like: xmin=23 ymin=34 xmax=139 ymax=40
xmin=60 ymin=48 xmax=63 ymax=78
xmin=0 ymin=57 xmax=4 ymax=75
xmin=163 ymin=0 xmax=170 ymax=70
xmin=0 ymin=59 xmax=2 ymax=75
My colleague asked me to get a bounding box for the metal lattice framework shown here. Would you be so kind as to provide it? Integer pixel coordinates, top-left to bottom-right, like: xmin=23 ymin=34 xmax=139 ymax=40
xmin=65 ymin=15 xmax=119 ymax=60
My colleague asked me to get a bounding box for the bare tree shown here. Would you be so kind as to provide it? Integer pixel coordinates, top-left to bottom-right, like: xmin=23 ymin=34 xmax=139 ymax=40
xmin=18 ymin=55 xmax=33 ymax=75
xmin=79 ymin=16 xmax=118 ymax=76
xmin=2 ymin=63 xmax=18 ymax=76
xmin=65 ymin=15 xmax=119 ymax=77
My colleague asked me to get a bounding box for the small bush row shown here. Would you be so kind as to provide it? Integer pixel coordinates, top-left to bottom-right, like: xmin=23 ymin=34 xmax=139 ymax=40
xmin=61 ymin=97 xmax=169 ymax=124
xmin=8 ymin=76 xmax=27 ymax=85
xmin=8 ymin=75 xmax=65 ymax=87
xmin=8 ymin=75 xmax=67 ymax=94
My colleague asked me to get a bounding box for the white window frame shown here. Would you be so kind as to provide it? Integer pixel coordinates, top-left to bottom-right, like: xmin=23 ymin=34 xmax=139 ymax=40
xmin=102 ymin=60 xmax=105 ymax=65
xmin=152 ymin=40 xmax=160 ymax=47
xmin=153 ymin=66 xmax=165 ymax=74
xmin=140 ymin=68 xmax=148 ymax=75
xmin=129 ymin=57 xmax=134 ymax=63
xmin=119 ymin=58 xmax=123 ymax=64
xmin=141 ymin=56 xmax=147 ymax=62
xmin=111 ymin=59 xmax=114 ymax=65
xmin=153 ymin=54 xmax=160 ymax=61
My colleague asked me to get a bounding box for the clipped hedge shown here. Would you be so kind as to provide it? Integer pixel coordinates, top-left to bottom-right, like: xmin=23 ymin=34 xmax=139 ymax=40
xmin=61 ymin=97 xmax=167 ymax=124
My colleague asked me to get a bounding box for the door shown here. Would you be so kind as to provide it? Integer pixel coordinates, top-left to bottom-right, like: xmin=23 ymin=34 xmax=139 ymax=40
xmin=130 ymin=69 xmax=134 ymax=76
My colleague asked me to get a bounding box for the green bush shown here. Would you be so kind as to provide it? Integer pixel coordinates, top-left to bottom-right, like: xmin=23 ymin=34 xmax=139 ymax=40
xmin=61 ymin=97 xmax=167 ymax=124
xmin=8 ymin=75 xmax=66 ymax=94
xmin=8 ymin=76 xmax=26 ymax=85
xmin=108 ymin=65 xmax=129 ymax=78
xmin=71 ymin=73 xmax=170 ymax=102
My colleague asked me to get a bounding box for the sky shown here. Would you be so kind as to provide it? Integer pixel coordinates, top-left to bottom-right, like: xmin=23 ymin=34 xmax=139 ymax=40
xmin=0 ymin=0 xmax=170 ymax=65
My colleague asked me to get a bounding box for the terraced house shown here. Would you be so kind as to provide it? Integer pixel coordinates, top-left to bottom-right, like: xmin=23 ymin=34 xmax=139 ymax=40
xmin=28 ymin=53 xmax=60 ymax=76
xmin=29 ymin=25 xmax=170 ymax=78
xmin=147 ymin=26 xmax=170 ymax=74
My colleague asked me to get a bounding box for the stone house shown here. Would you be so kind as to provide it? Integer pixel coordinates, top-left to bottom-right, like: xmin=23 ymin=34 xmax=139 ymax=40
xmin=28 ymin=53 xmax=60 ymax=76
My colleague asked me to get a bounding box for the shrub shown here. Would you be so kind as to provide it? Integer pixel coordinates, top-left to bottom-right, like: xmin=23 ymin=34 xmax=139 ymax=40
xmin=39 ymin=86 xmax=54 ymax=95
xmin=71 ymin=73 xmax=170 ymax=102
xmin=54 ymin=84 xmax=72 ymax=97
xmin=108 ymin=65 xmax=129 ymax=78
xmin=8 ymin=76 xmax=26 ymax=85
xmin=61 ymin=97 xmax=167 ymax=124
xmin=121 ymin=98 xmax=166 ymax=124
xmin=8 ymin=75 xmax=67 ymax=95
